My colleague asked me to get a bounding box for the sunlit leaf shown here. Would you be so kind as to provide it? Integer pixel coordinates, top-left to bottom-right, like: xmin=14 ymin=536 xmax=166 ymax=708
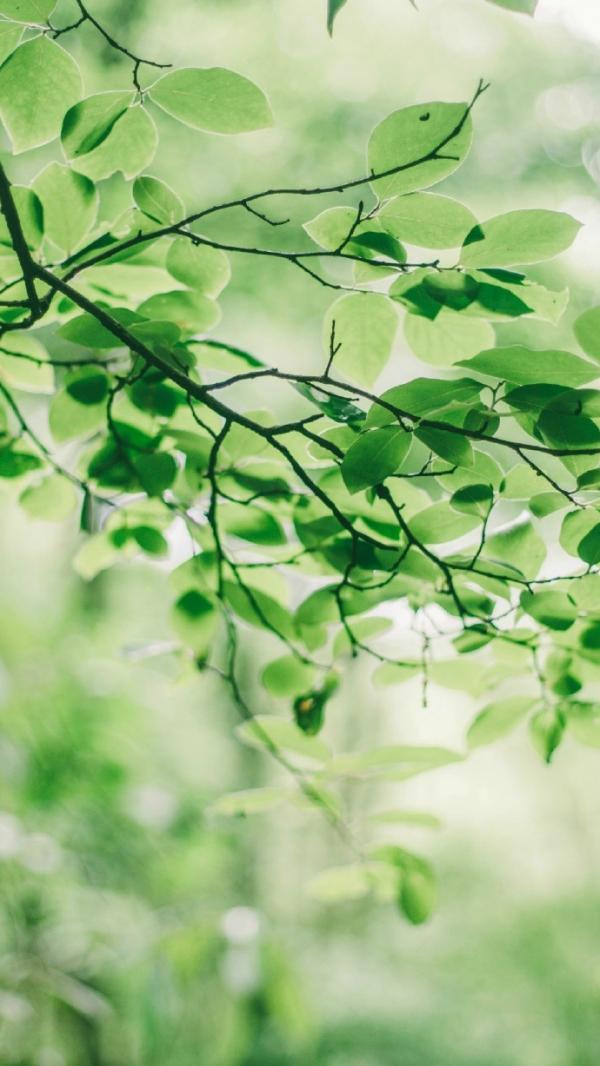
xmin=63 ymin=94 xmax=157 ymax=181
xmin=368 ymin=101 xmax=473 ymax=199
xmin=149 ymin=67 xmax=273 ymax=134
xmin=404 ymin=309 xmax=494 ymax=367
xmin=458 ymin=345 xmax=597 ymax=386
xmin=0 ymin=333 xmax=53 ymax=394
xmin=341 ymin=426 xmax=410 ymax=493
xmin=0 ymin=37 xmax=81 ymax=152
xmin=20 ymin=474 xmax=77 ymax=522
xmin=379 ymin=193 xmax=477 ymax=249
xmin=323 ymin=292 xmax=398 ymax=386
xmin=467 ymin=696 xmax=536 ymax=748
xmin=460 ymin=210 xmax=580 ymax=267
xmin=33 ymin=163 xmax=98 ymax=253
xmin=236 ymin=715 xmax=330 ymax=765
xmin=166 ymin=239 xmax=231 ymax=297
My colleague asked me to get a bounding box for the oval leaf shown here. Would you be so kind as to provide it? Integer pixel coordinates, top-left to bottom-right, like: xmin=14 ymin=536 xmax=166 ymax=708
xmin=149 ymin=67 xmax=273 ymax=134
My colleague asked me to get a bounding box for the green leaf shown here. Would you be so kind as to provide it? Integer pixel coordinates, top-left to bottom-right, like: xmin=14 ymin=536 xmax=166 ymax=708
xmin=0 ymin=185 xmax=42 ymax=250
xmin=578 ymin=625 xmax=600 ymax=656
xmin=460 ymin=210 xmax=580 ymax=268
xmin=0 ymin=445 xmax=41 ymax=477
xmin=529 ymin=708 xmax=565 ymax=764
xmin=333 ymin=616 xmax=394 ymax=656
xmin=166 ymin=239 xmax=230 ymax=297
xmin=379 ymin=193 xmax=477 ymax=249
xmin=502 ymin=383 xmax=569 ymax=416
xmin=293 ymin=689 xmax=328 ymax=736
xmin=472 ymin=270 xmax=568 ymax=324
xmin=441 ymin=448 xmax=503 ymax=492
xmin=303 ymin=209 xmax=403 ymax=268
xmin=366 ymin=377 xmax=481 ymax=427
xmin=49 ymin=391 xmax=106 ymax=443
xmin=372 ymin=845 xmax=437 ymax=921
xmin=486 ymin=0 xmax=537 ymax=13
xmin=149 ymin=67 xmax=273 ymax=134
xmin=483 ymin=517 xmax=546 ymax=579
xmin=226 ymin=463 xmax=289 ymax=499
xmin=536 ymin=408 xmax=600 ymax=451
xmin=560 ymin=509 xmax=600 ymax=560
xmin=409 ymin=501 xmax=480 ymax=544
xmin=573 ymin=307 xmax=600 ymax=365
xmin=350 ymin=229 xmax=405 ymax=262
xmin=529 ymin=492 xmax=565 ymax=519
xmin=458 ymin=346 xmax=598 ymax=387
xmin=341 ymin=426 xmax=410 ymax=493
xmin=0 ymin=22 xmax=22 ymax=66
xmin=133 ymin=175 xmax=184 ymax=225
xmin=88 ymin=440 xmax=137 ymax=491
xmin=0 ymin=333 xmax=53 ymax=394
xmin=73 ymin=532 xmax=119 ymax=580
xmin=130 ymin=374 xmax=180 ymax=417
xmin=136 ymin=291 xmax=220 ymax=335
xmin=303 ymin=206 xmax=361 ymax=251
xmin=236 ymin=715 xmax=330 ymax=765
xmin=0 ymin=37 xmax=81 ymax=152
xmin=328 ymin=744 xmax=462 ymax=778
xmin=208 ymin=786 xmax=288 ymax=817
xmin=20 ymin=474 xmax=77 ymax=521
xmin=61 ymin=90 xmax=133 ymax=157
xmin=368 ymin=101 xmax=473 ymax=199
xmin=0 ymin=1 xmax=55 ymax=21
xmin=404 ymin=309 xmax=494 ymax=367
xmin=67 ymin=371 xmax=110 ymax=406
xmin=133 ymin=452 xmax=177 ymax=497
xmin=323 ymin=293 xmax=397 ymax=387
xmin=467 ymin=696 xmax=535 ymax=748
xmin=220 ymin=502 xmax=286 ymax=545
xmin=451 ymin=484 xmax=493 ymax=516
xmin=190 ymin=339 xmax=264 ymax=375
xmin=520 ymin=590 xmax=577 ymax=631
xmin=308 ymin=863 xmax=372 ymax=901
xmin=171 ymin=589 xmax=218 ymax=656
xmin=132 ymin=525 xmax=169 ymax=556
xmin=327 ymin=0 xmax=348 ymax=34
xmin=453 ymin=626 xmax=493 ymax=654
xmin=262 ymin=655 xmax=315 ymax=697
xmin=579 ymin=621 xmax=600 ymax=657
xmin=569 ymin=574 xmax=600 ymax=612
xmin=32 ymin=163 xmax=98 ymax=253
xmin=49 ymin=369 xmax=109 ymax=442
xmin=129 ymin=319 xmax=183 ymax=353
xmin=58 ymin=308 xmax=140 ymax=348
xmin=296 ymin=384 xmax=363 ymax=427
xmin=421 ymin=271 xmax=480 ymax=313
xmin=62 ymin=94 xmax=157 ymax=181
xmin=415 ymin=426 xmax=473 ymax=468
xmin=577 ymin=524 xmax=600 ymax=566
xmin=372 ymin=661 xmax=420 ymax=686
xmin=399 ymin=863 xmax=437 ymax=925
xmin=225 ymin=581 xmax=295 ymax=641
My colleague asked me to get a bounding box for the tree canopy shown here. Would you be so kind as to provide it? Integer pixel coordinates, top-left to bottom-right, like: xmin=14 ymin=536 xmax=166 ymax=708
xmin=0 ymin=0 xmax=597 ymax=924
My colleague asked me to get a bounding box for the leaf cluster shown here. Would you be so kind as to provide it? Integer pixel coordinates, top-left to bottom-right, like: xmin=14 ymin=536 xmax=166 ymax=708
xmin=0 ymin=0 xmax=593 ymax=922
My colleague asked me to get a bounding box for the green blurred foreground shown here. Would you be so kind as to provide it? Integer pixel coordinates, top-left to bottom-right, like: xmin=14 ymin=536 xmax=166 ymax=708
xmin=2 ymin=510 xmax=600 ymax=1064
xmin=2 ymin=0 xmax=600 ymax=1062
